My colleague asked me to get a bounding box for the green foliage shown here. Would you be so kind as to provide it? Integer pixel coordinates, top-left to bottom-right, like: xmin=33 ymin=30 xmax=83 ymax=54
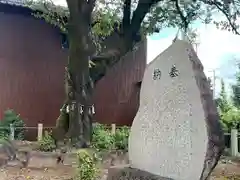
xmin=75 ymin=149 xmax=99 ymax=180
xmin=220 ymin=106 xmax=240 ymax=131
xmin=26 ymin=0 xmax=68 ymax=33
xmin=25 ymin=0 xmax=120 ymax=59
xmin=113 ymin=126 xmax=130 ymax=150
xmin=232 ymin=64 xmax=240 ymax=108
xmin=92 ymin=123 xmax=130 ymax=150
xmin=27 ymin=0 xmax=202 ymax=37
xmin=232 ymin=84 xmax=240 ymax=108
xmin=92 ymin=123 xmax=114 ymax=150
xmin=218 ymin=64 xmax=240 ymax=131
xmin=38 ymin=131 xmax=56 ymax=152
xmin=0 ymin=109 xmax=25 ymax=140
xmin=25 ymin=0 xmax=118 ymax=37
xmin=25 ymin=0 xmax=240 ymax=66
xmin=217 ymin=79 xmax=231 ymax=113
xmin=0 ymin=131 xmax=8 ymax=140
xmin=217 ymin=79 xmax=240 ymax=132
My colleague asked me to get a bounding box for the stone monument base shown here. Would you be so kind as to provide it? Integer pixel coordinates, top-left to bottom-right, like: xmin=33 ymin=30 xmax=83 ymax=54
xmin=107 ymin=165 xmax=174 ymax=180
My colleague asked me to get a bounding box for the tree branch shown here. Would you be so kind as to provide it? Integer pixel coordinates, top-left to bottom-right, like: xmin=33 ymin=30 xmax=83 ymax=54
xmin=122 ymin=0 xmax=131 ymax=32
xmin=173 ymin=0 xmax=189 ymax=30
xmin=87 ymin=0 xmax=96 ymax=13
xmin=66 ymin=0 xmax=82 ymax=18
xmin=130 ymin=0 xmax=160 ymax=38
xmin=204 ymin=0 xmax=240 ymax=35
xmin=66 ymin=0 xmax=93 ymax=28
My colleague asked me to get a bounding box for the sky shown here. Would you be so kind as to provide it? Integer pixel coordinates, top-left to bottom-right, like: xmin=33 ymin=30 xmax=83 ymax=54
xmin=53 ymin=0 xmax=67 ymax=6
xmin=52 ymin=0 xmax=240 ymax=96
xmin=147 ymin=23 xmax=240 ymax=97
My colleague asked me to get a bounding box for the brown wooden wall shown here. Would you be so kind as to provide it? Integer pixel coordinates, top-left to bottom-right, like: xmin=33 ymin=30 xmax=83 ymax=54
xmin=93 ymin=40 xmax=147 ymax=126
xmin=0 ymin=12 xmax=67 ymax=131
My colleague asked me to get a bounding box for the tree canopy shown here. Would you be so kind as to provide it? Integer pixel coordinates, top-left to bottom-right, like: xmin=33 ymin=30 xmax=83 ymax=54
xmin=216 ymin=62 xmax=240 ymax=132
xmin=232 ymin=63 xmax=240 ymax=108
xmin=27 ymin=0 xmax=240 ymax=50
xmin=25 ymin=0 xmax=240 ymax=82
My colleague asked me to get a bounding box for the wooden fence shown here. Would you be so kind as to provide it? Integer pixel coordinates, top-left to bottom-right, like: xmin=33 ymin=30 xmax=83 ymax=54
xmin=5 ymin=123 xmax=118 ymax=141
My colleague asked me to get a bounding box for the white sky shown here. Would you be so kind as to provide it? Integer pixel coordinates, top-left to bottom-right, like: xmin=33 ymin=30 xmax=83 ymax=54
xmin=52 ymin=0 xmax=67 ymax=6
xmin=147 ymin=23 xmax=240 ymax=96
xmin=147 ymin=24 xmax=240 ymax=71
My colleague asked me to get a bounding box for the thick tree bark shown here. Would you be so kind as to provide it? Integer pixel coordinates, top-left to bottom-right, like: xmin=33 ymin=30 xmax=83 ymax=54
xmin=97 ymin=0 xmax=162 ymax=63
xmin=60 ymin=0 xmax=95 ymax=148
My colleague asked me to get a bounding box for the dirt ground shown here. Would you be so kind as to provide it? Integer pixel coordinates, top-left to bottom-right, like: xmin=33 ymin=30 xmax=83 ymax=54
xmin=0 ymin=158 xmax=239 ymax=180
xmin=0 ymin=166 xmax=74 ymax=180
xmin=212 ymin=162 xmax=240 ymax=179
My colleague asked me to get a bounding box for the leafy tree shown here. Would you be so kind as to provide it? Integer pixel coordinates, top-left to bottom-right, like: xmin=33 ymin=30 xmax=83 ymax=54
xmin=220 ymin=106 xmax=240 ymax=131
xmin=217 ymin=79 xmax=231 ymax=113
xmin=0 ymin=109 xmax=25 ymax=140
xmin=26 ymin=0 xmax=240 ymax=147
xmin=217 ymin=79 xmax=240 ymax=131
xmin=232 ymin=63 xmax=240 ymax=108
xmin=216 ymin=79 xmax=232 ymax=131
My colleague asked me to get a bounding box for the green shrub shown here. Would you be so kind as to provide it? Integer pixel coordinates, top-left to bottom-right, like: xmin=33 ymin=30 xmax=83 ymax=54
xmin=220 ymin=106 xmax=240 ymax=132
xmin=113 ymin=126 xmax=130 ymax=150
xmin=0 ymin=109 xmax=25 ymax=140
xmin=38 ymin=131 xmax=56 ymax=152
xmin=0 ymin=131 xmax=8 ymax=140
xmin=92 ymin=123 xmax=114 ymax=150
xmin=91 ymin=123 xmax=130 ymax=151
xmin=75 ymin=149 xmax=99 ymax=180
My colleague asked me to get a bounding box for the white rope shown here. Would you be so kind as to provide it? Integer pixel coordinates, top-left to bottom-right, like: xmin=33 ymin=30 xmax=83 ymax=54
xmin=64 ymin=103 xmax=95 ymax=115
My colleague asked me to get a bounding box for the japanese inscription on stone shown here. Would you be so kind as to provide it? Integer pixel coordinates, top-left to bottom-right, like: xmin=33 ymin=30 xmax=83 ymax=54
xmin=153 ymin=69 xmax=161 ymax=80
xmin=169 ymin=65 xmax=179 ymax=78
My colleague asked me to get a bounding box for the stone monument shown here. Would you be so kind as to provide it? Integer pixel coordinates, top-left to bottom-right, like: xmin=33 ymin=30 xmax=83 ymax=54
xmin=128 ymin=39 xmax=225 ymax=180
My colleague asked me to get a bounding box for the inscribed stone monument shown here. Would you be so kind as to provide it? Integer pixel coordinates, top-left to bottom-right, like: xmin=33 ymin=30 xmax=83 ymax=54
xmin=128 ymin=39 xmax=225 ymax=180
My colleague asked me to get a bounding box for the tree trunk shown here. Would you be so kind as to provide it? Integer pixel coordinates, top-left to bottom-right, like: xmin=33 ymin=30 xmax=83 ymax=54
xmin=66 ymin=63 xmax=94 ymax=148
xmin=67 ymin=26 xmax=93 ymax=147
xmin=54 ymin=0 xmax=95 ymax=148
